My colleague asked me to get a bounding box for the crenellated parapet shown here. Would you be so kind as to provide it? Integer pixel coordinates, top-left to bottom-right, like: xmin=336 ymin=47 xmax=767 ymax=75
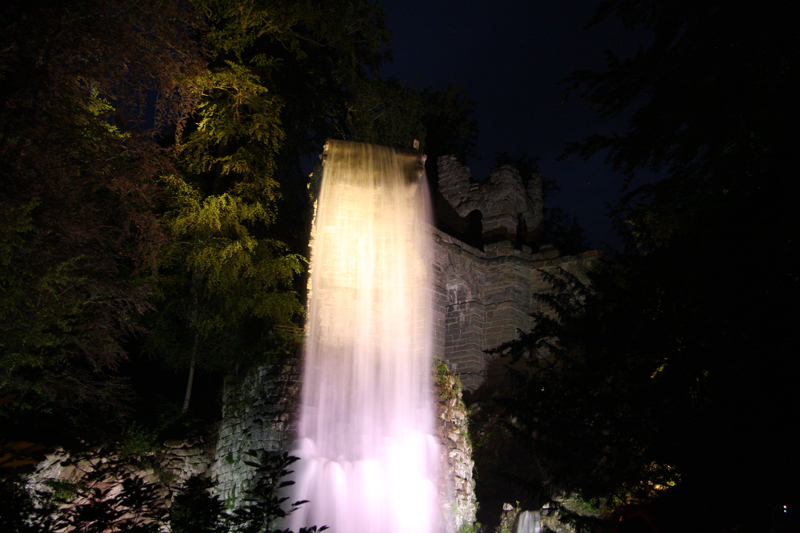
xmin=437 ymin=156 xmax=543 ymax=246
xmin=432 ymin=155 xmax=602 ymax=393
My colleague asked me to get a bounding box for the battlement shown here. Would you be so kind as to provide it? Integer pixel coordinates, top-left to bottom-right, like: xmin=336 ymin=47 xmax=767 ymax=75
xmin=432 ymin=155 xmax=598 ymax=392
xmin=437 ymin=156 xmax=544 ymax=247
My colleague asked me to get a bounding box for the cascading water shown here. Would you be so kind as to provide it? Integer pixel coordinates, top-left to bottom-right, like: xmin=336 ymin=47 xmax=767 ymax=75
xmin=515 ymin=511 xmax=541 ymax=533
xmin=289 ymin=140 xmax=441 ymax=533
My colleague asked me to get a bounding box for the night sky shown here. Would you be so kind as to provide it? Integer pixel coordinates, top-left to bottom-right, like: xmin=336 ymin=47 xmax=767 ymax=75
xmin=380 ymin=0 xmax=653 ymax=249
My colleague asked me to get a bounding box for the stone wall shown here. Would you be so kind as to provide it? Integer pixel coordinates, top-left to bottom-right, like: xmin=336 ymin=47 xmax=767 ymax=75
xmin=438 ymin=156 xmax=543 ymax=245
xmin=432 ymin=226 xmax=601 ymax=391
xmin=432 ymin=155 xmax=602 ymax=391
xmin=210 ymin=357 xmax=301 ymax=505
xmin=431 ymin=229 xmax=488 ymax=390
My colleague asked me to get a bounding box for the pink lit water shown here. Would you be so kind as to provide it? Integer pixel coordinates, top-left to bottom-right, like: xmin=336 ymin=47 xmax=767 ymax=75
xmin=289 ymin=140 xmax=441 ymax=533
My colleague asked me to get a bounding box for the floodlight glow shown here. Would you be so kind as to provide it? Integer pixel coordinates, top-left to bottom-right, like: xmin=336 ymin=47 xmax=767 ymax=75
xmin=290 ymin=140 xmax=440 ymax=533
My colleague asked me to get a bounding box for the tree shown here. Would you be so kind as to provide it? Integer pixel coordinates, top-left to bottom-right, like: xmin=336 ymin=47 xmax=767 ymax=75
xmin=223 ymin=451 xmax=325 ymax=533
xmin=343 ymin=76 xmax=426 ymax=148
xmin=489 ymin=266 xmax=683 ymax=502
xmin=0 ymin=0 xmax=206 ymax=421
xmin=419 ymin=84 xmax=479 ymax=164
xmin=491 ymin=1 xmax=800 ymax=530
xmin=560 ymin=0 xmax=800 ymax=245
xmin=148 ymin=0 xmax=439 ymax=411
xmin=170 ymin=475 xmax=227 ymax=533
xmin=149 ymin=174 xmax=304 ymax=412
xmin=0 ymin=474 xmax=56 ymax=533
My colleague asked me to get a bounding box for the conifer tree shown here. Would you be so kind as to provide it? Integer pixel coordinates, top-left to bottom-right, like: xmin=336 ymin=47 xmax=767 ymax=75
xmin=148 ymin=0 xmax=407 ymax=410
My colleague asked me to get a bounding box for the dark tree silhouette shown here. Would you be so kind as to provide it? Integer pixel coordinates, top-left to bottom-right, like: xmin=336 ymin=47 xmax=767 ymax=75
xmin=491 ymin=1 xmax=800 ymax=531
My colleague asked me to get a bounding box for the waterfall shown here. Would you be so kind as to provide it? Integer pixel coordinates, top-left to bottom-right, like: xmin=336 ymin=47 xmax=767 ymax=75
xmin=289 ymin=140 xmax=441 ymax=533
xmin=516 ymin=511 xmax=541 ymax=533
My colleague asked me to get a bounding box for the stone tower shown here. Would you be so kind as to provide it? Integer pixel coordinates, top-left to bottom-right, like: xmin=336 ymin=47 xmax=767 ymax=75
xmin=431 ymin=156 xmax=599 ymax=391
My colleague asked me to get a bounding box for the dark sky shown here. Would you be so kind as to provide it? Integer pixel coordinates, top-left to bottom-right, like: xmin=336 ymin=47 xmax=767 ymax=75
xmin=379 ymin=0 xmax=653 ymax=249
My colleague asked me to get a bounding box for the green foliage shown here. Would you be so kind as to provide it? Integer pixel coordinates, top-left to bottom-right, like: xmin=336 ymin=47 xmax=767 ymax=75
xmin=434 ymin=359 xmax=453 ymax=385
xmin=0 ymin=13 xmax=485 ymax=533
xmin=467 ymin=382 xmax=541 ymax=525
xmin=530 ymin=2 xmax=800 ymax=528
xmin=43 ymin=479 xmax=79 ymax=502
xmin=2 ymin=0 xmax=479 ymax=420
xmin=0 ymin=446 xmax=324 ymax=533
xmin=120 ymin=423 xmax=160 ymax=457
xmin=151 ymin=403 xmax=211 ymax=441
xmin=494 ymin=251 xmax=800 ymax=527
xmin=147 ymin=0 xmax=421 ymax=407
xmin=0 ymin=0 xmax=206 ymax=419
xmin=154 ymin=172 xmax=305 ymax=352
xmin=459 ymin=521 xmax=482 ymax=533
xmin=145 ymin=0 xmax=480 ymax=413
xmin=418 ymin=85 xmax=479 ymax=163
xmin=489 ymin=266 xmax=679 ymax=501
xmin=223 ymin=450 xmax=326 ymax=533
xmin=170 ymin=475 xmax=226 ymax=533
xmin=345 ymin=77 xmax=426 ymax=148
xmin=542 ymin=207 xmax=589 ymax=255
xmin=565 ymin=0 xmax=798 ymax=176
xmin=433 ymin=359 xmax=462 ymax=400
xmin=50 ymin=447 xmax=166 ymax=532
xmin=560 ymin=0 xmax=800 ymax=249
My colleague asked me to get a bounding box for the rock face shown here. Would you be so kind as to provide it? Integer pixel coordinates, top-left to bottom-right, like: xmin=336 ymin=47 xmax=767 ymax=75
xmin=434 ymin=362 xmax=477 ymax=533
xmin=25 ymin=437 xmax=215 ymax=528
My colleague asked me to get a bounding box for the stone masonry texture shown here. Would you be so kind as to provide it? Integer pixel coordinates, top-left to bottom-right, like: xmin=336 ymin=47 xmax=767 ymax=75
xmin=433 ymin=156 xmax=600 ymax=391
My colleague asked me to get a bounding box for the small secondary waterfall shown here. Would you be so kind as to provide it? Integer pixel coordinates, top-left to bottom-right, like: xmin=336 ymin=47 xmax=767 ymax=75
xmin=289 ymin=140 xmax=441 ymax=533
xmin=516 ymin=511 xmax=541 ymax=533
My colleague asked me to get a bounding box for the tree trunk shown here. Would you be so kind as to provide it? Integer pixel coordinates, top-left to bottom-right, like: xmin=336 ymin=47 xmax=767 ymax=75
xmin=182 ymin=267 xmax=203 ymax=413
xmin=182 ymin=339 xmax=197 ymax=413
